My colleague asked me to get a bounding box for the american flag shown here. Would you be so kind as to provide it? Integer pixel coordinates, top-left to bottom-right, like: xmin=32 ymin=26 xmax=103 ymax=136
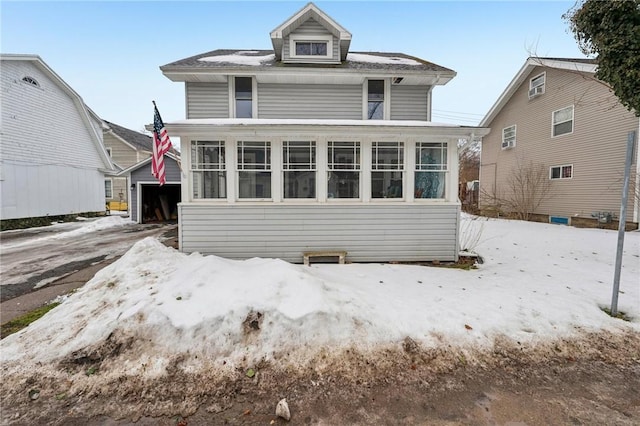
xmin=152 ymin=103 xmax=172 ymax=186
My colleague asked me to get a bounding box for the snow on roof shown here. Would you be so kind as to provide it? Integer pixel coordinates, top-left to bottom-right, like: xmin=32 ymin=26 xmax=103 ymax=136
xmin=198 ymin=51 xmax=276 ymax=66
xmin=347 ymin=53 xmax=422 ymax=66
xmin=1 ymin=215 xmax=638 ymax=379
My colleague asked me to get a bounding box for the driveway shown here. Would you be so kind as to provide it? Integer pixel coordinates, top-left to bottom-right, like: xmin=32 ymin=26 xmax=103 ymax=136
xmin=0 ymin=218 xmax=177 ymax=314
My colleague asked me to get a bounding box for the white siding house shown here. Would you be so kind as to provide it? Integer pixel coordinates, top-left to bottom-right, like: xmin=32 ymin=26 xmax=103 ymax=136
xmin=0 ymin=54 xmax=114 ymax=221
xmin=160 ymin=2 xmax=488 ymax=262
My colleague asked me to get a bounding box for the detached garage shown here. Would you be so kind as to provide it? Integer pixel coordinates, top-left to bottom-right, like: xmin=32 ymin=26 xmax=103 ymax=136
xmin=121 ymin=153 xmax=182 ymax=223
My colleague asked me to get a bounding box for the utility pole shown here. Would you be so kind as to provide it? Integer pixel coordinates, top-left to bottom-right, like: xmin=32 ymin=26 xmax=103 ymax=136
xmin=611 ymin=131 xmax=636 ymax=317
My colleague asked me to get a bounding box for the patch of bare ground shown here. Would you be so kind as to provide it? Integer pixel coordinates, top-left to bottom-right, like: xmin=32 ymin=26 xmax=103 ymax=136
xmin=1 ymin=330 xmax=639 ymax=425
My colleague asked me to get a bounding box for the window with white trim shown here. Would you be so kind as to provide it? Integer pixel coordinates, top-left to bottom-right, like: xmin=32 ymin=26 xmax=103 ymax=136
xmin=529 ymin=72 xmax=545 ymax=98
xmin=105 ymin=179 xmax=113 ymax=198
xmin=550 ymin=164 xmax=573 ymax=180
xmin=235 ymin=77 xmax=253 ymax=118
xmin=290 ymin=34 xmax=332 ymax=59
xmin=371 ymin=142 xmax=403 ymax=198
xmin=327 ymin=141 xmax=360 ymax=199
xmin=502 ymin=125 xmax=516 ymax=149
xmin=191 ymin=141 xmax=226 ymax=199
xmin=553 ymin=105 xmax=574 ymax=136
xmin=415 ymin=142 xmax=447 ymax=199
xmin=367 ymin=80 xmax=385 ymax=119
xmin=238 ymin=141 xmax=271 ymax=198
xmin=283 ymin=141 xmax=316 ymax=199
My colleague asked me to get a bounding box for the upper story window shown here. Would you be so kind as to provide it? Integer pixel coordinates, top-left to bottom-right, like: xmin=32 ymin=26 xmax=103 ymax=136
xmin=502 ymin=125 xmax=516 ymax=149
xmin=191 ymin=140 xmax=226 ymax=199
xmin=105 ymin=147 xmax=112 ymax=157
xmin=367 ymin=80 xmax=385 ymax=120
xmin=552 ymin=105 xmax=574 ymax=137
xmin=529 ymin=72 xmax=545 ymax=98
xmin=235 ymin=77 xmax=253 ymax=118
xmin=371 ymin=142 xmax=403 ymax=199
xmin=283 ymin=141 xmax=316 ymax=199
xmin=550 ymin=164 xmax=573 ymax=180
xmin=238 ymin=141 xmax=271 ymax=199
xmin=21 ymin=76 xmax=40 ymax=87
xmin=415 ymin=142 xmax=447 ymax=199
xmin=327 ymin=141 xmax=360 ymax=199
xmin=290 ymin=34 xmax=332 ymax=59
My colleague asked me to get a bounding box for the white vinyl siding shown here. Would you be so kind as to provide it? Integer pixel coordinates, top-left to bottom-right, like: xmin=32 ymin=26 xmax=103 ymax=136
xmin=186 ymin=82 xmax=229 ymax=118
xmin=390 ymin=85 xmax=429 ymax=121
xmin=179 ymin=203 xmax=460 ymax=262
xmin=258 ymin=83 xmax=361 ymax=119
xmin=1 ymin=60 xmax=106 ymax=220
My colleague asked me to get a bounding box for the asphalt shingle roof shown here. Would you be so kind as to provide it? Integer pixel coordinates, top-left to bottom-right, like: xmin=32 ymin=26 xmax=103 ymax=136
xmin=161 ymin=49 xmax=454 ymax=73
xmin=104 ymin=120 xmax=153 ymax=152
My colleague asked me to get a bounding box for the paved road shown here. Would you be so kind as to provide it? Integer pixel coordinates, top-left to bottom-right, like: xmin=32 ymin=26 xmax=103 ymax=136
xmin=0 ymin=219 xmax=177 ymax=311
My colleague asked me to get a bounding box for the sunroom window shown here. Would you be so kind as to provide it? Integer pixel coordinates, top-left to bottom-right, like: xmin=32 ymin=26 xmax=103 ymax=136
xmin=283 ymin=141 xmax=316 ymax=199
xmin=371 ymin=142 xmax=403 ymax=198
xmin=327 ymin=141 xmax=360 ymax=199
xmin=415 ymin=142 xmax=447 ymax=199
xmin=238 ymin=141 xmax=271 ymax=198
xmin=191 ymin=141 xmax=226 ymax=199
xmin=104 ymin=179 xmax=113 ymax=198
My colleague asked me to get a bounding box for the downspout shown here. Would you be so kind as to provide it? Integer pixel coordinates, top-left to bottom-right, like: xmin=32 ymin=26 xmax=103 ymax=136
xmin=635 ymin=117 xmax=640 ymax=224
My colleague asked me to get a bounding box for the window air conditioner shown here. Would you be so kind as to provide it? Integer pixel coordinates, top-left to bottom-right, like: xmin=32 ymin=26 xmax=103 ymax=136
xmin=528 ymin=86 xmax=544 ymax=99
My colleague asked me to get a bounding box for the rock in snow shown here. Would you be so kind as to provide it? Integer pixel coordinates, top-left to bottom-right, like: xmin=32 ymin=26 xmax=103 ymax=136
xmin=276 ymin=398 xmax=291 ymax=421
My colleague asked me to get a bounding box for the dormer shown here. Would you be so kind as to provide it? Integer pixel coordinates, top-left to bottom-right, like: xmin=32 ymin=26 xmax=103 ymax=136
xmin=270 ymin=2 xmax=352 ymax=64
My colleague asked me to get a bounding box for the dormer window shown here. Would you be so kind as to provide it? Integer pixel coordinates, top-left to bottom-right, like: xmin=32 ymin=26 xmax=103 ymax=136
xmin=21 ymin=76 xmax=40 ymax=87
xmin=289 ymin=34 xmax=332 ymax=59
xmin=295 ymin=41 xmax=327 ymax=56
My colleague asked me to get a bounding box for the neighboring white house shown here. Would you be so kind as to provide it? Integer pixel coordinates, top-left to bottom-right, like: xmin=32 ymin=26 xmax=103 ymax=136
xmin=479 ymin=57 xmax=639 ymax=227
xmin=159 ymin=2 xmax=488 ymax=262
xmin=0 ymin=54 xmax=114 ymax=221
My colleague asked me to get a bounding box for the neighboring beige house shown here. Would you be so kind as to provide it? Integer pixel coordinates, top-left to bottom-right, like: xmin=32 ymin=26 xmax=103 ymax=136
xmin=479 ymin=57 xmax=639 ymax=227
xmin=102 ymin=121 xmax=153 ymax=206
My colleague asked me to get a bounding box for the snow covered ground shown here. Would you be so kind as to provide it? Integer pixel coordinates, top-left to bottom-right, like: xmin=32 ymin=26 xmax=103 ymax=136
xmin=2 ymin=215 xmax=638 ymax=381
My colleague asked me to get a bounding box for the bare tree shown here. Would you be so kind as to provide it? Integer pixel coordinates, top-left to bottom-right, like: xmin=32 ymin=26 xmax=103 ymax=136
xmin=481 ymin=157 xmax=552 ymax=221
xmin=458 ymin=139 xmax=481 ymax=211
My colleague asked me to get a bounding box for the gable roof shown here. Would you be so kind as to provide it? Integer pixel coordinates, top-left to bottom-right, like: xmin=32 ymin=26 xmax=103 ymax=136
xmin=118 ymin=151 xmax=181 ymax=177
xmin=103 ymin=120 xmax=154 ymax=152
xmin=270 ymin=2 xmax=352 ymax=61
xmin=479 ymin=57 xmax=598 ymax=127
xmin=0 ymin=53 xmax=115 ymax=172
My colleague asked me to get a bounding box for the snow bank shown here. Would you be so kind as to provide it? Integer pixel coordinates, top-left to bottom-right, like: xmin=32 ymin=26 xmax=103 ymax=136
xmin=1 ymin=216 xmax=638 ymax=376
